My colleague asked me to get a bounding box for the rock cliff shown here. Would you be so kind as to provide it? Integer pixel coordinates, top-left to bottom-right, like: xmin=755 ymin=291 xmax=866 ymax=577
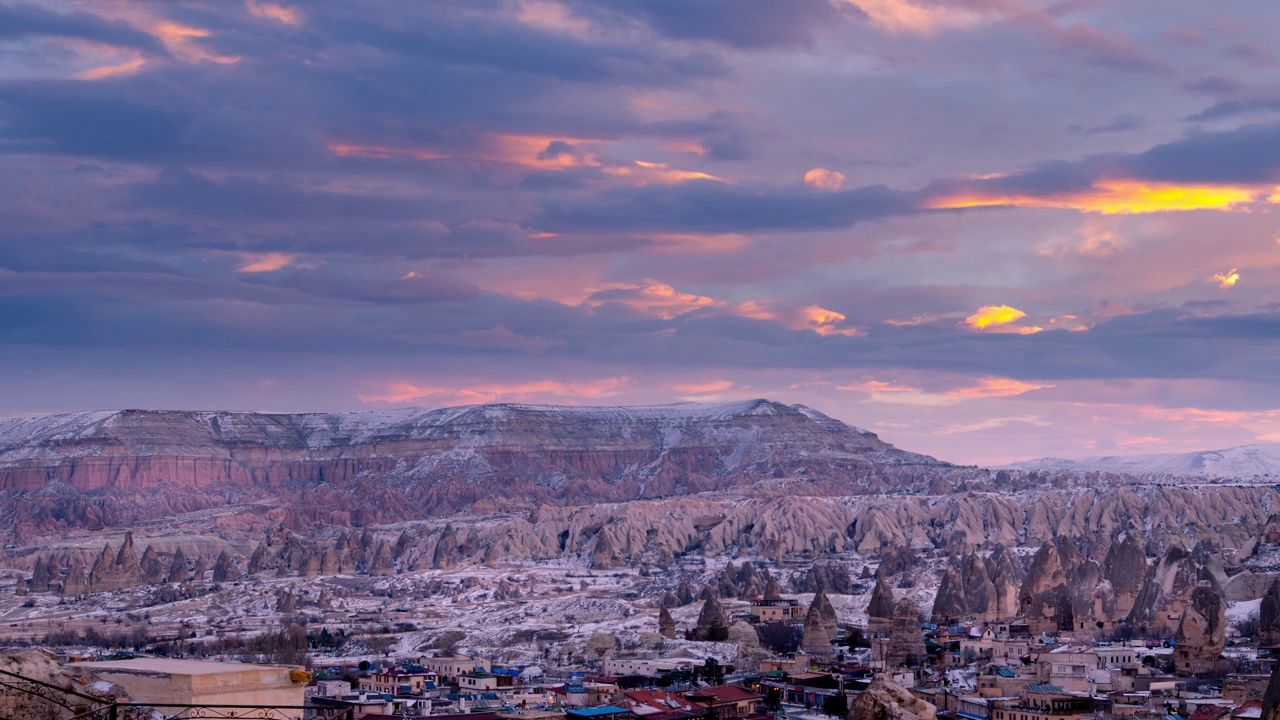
xmin=0 ymin=401 xmax=942 ymax=535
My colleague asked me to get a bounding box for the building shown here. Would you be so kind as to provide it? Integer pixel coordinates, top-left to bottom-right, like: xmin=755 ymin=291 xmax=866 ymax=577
xmin=622 ymin=688 xmax=700 ymax=719
xmin=460 ymin=671 xmax=516 ymax=692
xmin=75 ymin=658 xmax=306 ymax=715
xmin=990 ymin=685 xmax=1104 ymax=720
xmin=359 ymin=666 xmax=438 ymax=695
xmin=604 ymin=658 xmax=700 ymax=678
xmin=421 ymin=655 xmax=492 ymax=682
xmin=685 ymin=685 xmax=762 ymax=719
xmin=750 ymin=598 xmax=803 ymax=622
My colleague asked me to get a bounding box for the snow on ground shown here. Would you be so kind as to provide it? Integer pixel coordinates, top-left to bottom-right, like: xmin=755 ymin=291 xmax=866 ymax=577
xmin=1228 ymin=598 xmax=1262 ymax=622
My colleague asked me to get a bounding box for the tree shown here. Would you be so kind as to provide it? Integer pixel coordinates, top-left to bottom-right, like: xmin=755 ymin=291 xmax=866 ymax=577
xmin=822 ymin=694 xmax=848 ymax=717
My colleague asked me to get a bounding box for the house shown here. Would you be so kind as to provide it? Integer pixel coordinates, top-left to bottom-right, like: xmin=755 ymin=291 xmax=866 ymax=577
xmin=460 ymin=671 xmax=516 ymax=692
xmin=990 ymin=686 xmax=1103 ymax=720
xmin=750 ymin=598 xmax=803 ymax=622
xmin=685 ymin=685 xmax=762 ymax=719
xmin=422 ymin=655 xmax=492 ymax=682
xmin=359 ymin=666 xmax=439 ymax=695
xmin=624 ymin=688 xmax=700 ymax=718
xmin=604 ymin=658 xmax=700 ymax=678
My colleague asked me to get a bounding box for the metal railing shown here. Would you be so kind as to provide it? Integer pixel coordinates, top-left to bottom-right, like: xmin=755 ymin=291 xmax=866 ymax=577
xmin=0 ymin=667 xmax=354 ymax=720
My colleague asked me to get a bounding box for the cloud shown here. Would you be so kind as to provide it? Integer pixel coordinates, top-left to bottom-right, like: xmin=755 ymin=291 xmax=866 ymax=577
xmin=245 ymin=0 xmax=303 ymax=25
xmin=804 ymin=168 xmax=847 ymax=190
xmin=581 ymin=281 xmax=721 ymax=319
xmin=235 ymin=252 xmax=296 ymax=273
xmin=357 ymin=376 xmax=631 ymax=405
xmin=673 ymin=379 xmax=735 ymax=394
xmin=1211 ymin=269 xmax=1240 ymax=289
xmin=0 ymin=3 xmax=168 ymax=55
xmin=945 ymin=377 xmax=1053 ymax=398
xmin=566 ymin=0 xmax=846 ymax=49
xmin=734 ymin=300 xmax=858 ymax=336
xmin=963 ymin=305 xmax=1027 ymax=330
xmin=843 ymin=0 xmax=989 ymax=35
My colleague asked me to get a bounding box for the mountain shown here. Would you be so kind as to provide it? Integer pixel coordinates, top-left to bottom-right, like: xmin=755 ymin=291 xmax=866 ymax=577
xmin=0 ymin=400 xmax=944 ymax=537
xmin=1008 ymin=443 xmax=1280 ymax=478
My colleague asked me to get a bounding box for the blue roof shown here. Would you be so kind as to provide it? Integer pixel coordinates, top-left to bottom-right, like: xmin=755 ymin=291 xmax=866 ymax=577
xmin=568 ymin=706 xmax=631 ymax=717
xmin=1026 ymin=685 xmax=1064 ymax=693
xmin=996 ymin=668 xmax=1016 ymax=678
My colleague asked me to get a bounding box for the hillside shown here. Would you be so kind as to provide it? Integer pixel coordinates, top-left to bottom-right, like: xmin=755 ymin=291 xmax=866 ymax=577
xmin=1008 ymin=443 xmax=1280 ymax=478
xmin=0 ymin=400 xmax=945 ymax=537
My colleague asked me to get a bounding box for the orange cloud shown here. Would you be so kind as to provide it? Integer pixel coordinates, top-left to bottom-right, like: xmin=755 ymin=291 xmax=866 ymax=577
xmin=235 ymin=252 xmax=296 ymax=273
xmin=328 ymin=137 xmax=716 ymax=185
xmin=734 ymin=300 xmax=857 ymax=336
xmin=582 ymin=281 xmax=721 ymax=320
xmin=644 ymin=233 xmax=750 ymax=253
xmin=929 ymin=180 xmax=1270 ymax=215
xmin=246 ymin=0 xmax=303 ymax=24
xmin=358 ymin=377 xmax=630 ymax=405
xmin=514 ymin=0 xmax=592 ymax=37
xmin=838 ymin=376 xmax=1050 ymax=405
xmin=674 ymin=380 xmax=735 ymax=394
xmin=804 ymin=168 xmax=846 ymax=191
xmin=153 ymin=22 xmax=240 ymax=64
xmin=1211 ymin=268 xmax=1240 ymax=289
xmin=964 ymin=305 xmax=1031 ymax=330
xmin=76 ymin=56 xmax=146 ymax=80
xmin=603 ymin=160 xmax=718 ymax=185
xmin=944 ymin=378 xmax=1054 ymax=398
xmin=843 ymin=0 xmax=987 ymax=35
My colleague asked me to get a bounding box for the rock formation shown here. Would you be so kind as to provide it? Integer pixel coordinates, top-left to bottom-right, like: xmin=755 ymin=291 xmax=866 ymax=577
xmin=728 ymin=620 xmax=760 ymax=648
xmin=1103 ymin=533 xmax=1147 ymax=616
xmin=139 ymin=546 xmax=164 ymax=583
xmin=88 ymin=533 xmax=144 ymax=593
xmin=212 ymin=550 xmax=236 ymax=583
xmin=1261 ymin=578 xmax=1280 ymax=646
xmin=1128 ymin=546 xmax=1212 ymax=635
xmin=167 ymin=547 xmax=189 ymax=583
xmin=0 ymin=402 xmax=942 ymax=533
xmin=847 ymin=673 xmax=937 ymax=720
xmin=796 ymin=562 xmax=853 ymax=594
xmin=868 ymin=575 xmax=895 ymax=632
xmin=763 ymin=577 xmax=783 ymax=602
xmin=695 ymin=597 xmax=729 ymax=641
xmin=658 ymin=606 xmax=676 ymax=639
xmin=800 ymin=604 xmax=833 ymax=659
xmin=1263 ymin=651 xmax=1280 ymax=720
xmin=1174 ymin=584 xmax=1225 ymax=674
xmin=61 ymin=561 xmax=88 ymax=596
xmin=932 ymin=552 xmax=998 ymax=623
xmin=885 ymin=598 xmax=925 ymax=668
xmin=812 ymin=588 xmax=839 ymax=638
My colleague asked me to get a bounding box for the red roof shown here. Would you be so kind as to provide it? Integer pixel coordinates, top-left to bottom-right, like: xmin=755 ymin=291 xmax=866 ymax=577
xmin=686 ymin=685 xmax=762 ymax=705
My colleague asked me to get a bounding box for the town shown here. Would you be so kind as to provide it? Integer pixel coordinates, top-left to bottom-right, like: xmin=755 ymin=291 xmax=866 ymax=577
xmin=4 ymin=565 xmax=1275 ymax=720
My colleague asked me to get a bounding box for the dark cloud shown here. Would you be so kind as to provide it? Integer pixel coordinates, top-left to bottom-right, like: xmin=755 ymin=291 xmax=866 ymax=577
xmin=0 ymin=2 xmax=167 ymax=55
xmin=538 ymin=182 xmax=913 ymax=233
xmin=564 ymin=0 xmax=845 ymax=49
xmin=0 ymin=81 xmax=192 ymax=159
xmin=271 ymin=269 xmax=480 ymax=304
xmin=1068 ymin=114 xmax=1144 ymax=135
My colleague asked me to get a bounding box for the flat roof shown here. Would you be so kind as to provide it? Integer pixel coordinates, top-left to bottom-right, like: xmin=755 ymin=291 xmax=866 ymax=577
xmin=77 ymin=658 xmax=289 ymax=676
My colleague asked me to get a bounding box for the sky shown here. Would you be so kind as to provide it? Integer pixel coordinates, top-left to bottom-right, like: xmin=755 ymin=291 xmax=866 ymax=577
xmin=2 ymin=0 xmax=1280 ymax=465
